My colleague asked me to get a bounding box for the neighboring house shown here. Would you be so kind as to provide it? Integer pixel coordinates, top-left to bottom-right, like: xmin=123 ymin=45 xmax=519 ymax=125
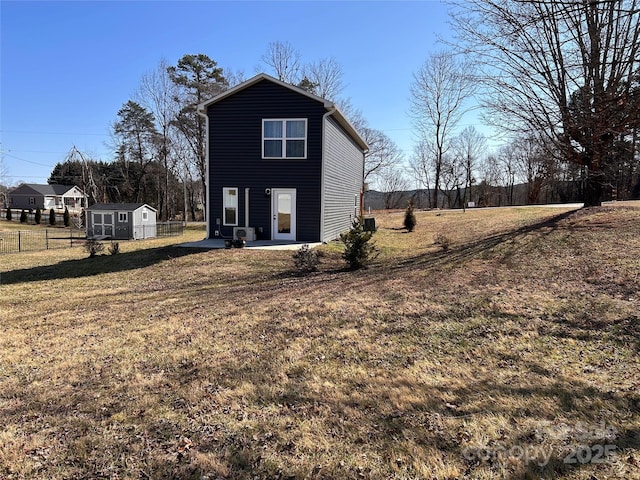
xmin=86 ymin=203 xmax=157 ymax=240
xmin=9 ymin=183 xmax=86 ymax=212
xmin=197 ymin=73 xmax=368 ymax=243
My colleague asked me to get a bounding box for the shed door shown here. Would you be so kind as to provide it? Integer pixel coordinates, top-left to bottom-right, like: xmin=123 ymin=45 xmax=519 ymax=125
xmin=272 ymin=189 xmax=296 ymax=241
xmin=93 ymin=212 xmax=113 ymax=237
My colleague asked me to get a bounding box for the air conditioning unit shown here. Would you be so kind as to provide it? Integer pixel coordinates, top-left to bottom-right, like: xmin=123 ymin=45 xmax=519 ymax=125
xmin=233 ymin=227 xmax=256 ymax=242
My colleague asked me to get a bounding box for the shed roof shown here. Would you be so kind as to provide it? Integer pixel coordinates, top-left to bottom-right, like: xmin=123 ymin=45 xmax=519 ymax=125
xmin=87 ymin=203 xmax=157 ymax=212
xmin=197 ymin=73 xmax=368 ymax=152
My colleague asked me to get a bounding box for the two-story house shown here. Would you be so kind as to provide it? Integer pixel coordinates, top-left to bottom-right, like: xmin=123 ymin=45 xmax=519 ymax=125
xmin=197 ymin=73 xmax=368 ymax=243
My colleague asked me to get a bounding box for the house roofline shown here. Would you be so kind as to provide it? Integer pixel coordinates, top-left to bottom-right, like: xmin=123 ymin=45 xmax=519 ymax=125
xmin=197 ymin=73 xmax=332 ymax=110
xmin=197 ymin=73 xmax=368 ymax=152
xmin=327 ymin=107 xmax=369 ymax=153
xmin=10 ymin=183 xmax=83 ymax=196
xmin=86 ymin=203 xmax=157 ymax=212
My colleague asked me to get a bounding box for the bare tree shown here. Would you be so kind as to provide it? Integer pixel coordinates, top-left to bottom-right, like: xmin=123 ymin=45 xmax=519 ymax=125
xmin=224 ymin=68 xmax=246 ymax=88
xmin=302 ymin=57 xmax=345 ymax=100
xmin=137 ymin=59 xmax=180 ymax=220
xmin=495 ymin=143 xmax=521 ymax=205
xmin=451 ymin=0 xmax=640 ymax=206
xmin=334 ymin=99 xmax=407 ymax=197
xmin=440 ymin=152 xmax=464 ymax=208
xmin=335 ymin=98 xmax=367 ymax=134
xmin=172 ymin=133 xmax=201 ymax=221
xmin=361 ymin=127 xmax=405 ymax=189
xmin=453 ymin=126 xmax=486 ymax=208
xmin=409 ymin=138 xmax=434 ymax=208
xmin=261 ymin=41 xmax=302 ymax=84
xmin=410 ymin=51 xmax=476 ymax=208
xmin=477 ymin=154 xmax=505 ymax=206
xmin=514 ymin=136 xmax=560 ymax=204
xmin=168 ymin=54 xmax=228 ymax=214
xmin=378 ymin=165 xmax=410 ymax=209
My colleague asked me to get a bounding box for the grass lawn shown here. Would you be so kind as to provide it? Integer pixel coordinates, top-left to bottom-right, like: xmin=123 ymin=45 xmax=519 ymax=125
xmin=1 ymin=205 xmax=639 ymax=479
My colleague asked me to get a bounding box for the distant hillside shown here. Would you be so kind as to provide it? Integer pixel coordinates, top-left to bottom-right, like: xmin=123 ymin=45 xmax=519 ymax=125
xmin=364 ymin=181 xmax=589 ymax=211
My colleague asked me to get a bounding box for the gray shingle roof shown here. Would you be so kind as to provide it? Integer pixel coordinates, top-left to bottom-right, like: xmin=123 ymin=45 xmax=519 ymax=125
xmin=18 ymin=184 xmax=78 ymax=195
xmin=87 ymin=203 xmax=156 ymax=212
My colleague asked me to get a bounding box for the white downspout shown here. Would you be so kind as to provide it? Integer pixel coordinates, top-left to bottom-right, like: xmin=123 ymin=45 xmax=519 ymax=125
xmin=245 ymin=188 xmax=250 ymax=227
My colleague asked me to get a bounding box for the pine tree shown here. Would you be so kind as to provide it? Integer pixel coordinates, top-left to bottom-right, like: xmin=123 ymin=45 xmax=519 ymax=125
xmin=63 ymin=207 xmax=70 ymax=227
xmin=49 ymin=208 xmax=56 ymax=226
xmin=404 ymin=199 xmax=417 ymax=232
xmin=5 ymin=207 xmax=12 ymax=221
xmin=340 ymin=218 xmax=379 ymax=270
xmin=20 ymin=210 xmax=27 ymax=223
xmin=35 ymin=207 xmax=42 ymax=224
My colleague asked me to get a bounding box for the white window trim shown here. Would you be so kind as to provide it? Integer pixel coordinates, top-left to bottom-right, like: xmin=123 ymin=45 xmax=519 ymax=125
xmin=262 ymin=118 xmax=307 ymax=159
xmin=142 ymin=211 xmax=148 ymax=222
xmin=222 ymin=187 xmax=238 ymax=226
xmin=118 ymin=212 xmax=128 ymax=222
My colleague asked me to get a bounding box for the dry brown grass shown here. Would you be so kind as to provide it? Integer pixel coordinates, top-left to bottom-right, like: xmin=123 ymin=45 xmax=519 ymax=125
xmin=1 ymin=206 xmax=639 ymax=479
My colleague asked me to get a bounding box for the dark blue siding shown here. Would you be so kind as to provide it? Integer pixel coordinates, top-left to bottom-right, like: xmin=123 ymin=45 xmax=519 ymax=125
xmin=207 ymin=80 xmax=326 ymax=241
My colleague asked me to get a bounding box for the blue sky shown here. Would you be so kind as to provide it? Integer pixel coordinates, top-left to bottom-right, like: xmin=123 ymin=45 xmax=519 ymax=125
xmin=1 ymin=0 xmax=458 ymax=186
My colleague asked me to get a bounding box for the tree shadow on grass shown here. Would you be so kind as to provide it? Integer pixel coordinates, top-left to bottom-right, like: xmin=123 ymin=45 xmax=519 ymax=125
xmin=519 ymin=426 xmax=640 ymax=480
xmin=0 ymin=244 xmax=210 ymax=285
xmin=164 ymin=326 xmax=639 ymax=479
xmin=388 ymin=208 xmax=579 ymax=273
xmin=541 ymin=313 xmax=640 ymax=352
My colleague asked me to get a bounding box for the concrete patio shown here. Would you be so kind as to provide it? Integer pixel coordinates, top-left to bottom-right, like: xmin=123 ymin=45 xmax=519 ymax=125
xmin=178 ymin=239 xmax=322 ymax=251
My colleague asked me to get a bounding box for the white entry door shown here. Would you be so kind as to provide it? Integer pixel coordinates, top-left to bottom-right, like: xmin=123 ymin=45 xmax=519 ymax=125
xmin=272 ymin=188 xmax=296 ymax=241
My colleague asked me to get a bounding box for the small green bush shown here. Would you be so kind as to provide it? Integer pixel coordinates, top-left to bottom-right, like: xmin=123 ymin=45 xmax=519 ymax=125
xmin=340 ymin=218 xmax=379 ymax=270
xmin=404 ymin=199 xmax=416 ymax=232
xmin=35 ymin=207 xmax=42 ymax=225
xmin=20 ymin=210 xmax=27 ymax=223
xmin=5 ymin=207 xmax=12 ymax=221
xmin=84 ymin=239 xmax=105 ymax=257
xmin=49 ymin=208 xmax=56 ymax=226
xmin=292 ymin=244 xmax=321 ymax=273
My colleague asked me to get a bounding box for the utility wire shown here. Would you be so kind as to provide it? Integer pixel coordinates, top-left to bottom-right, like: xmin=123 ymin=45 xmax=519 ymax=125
xmin=2 ymin=152 xmax=55 ymax=168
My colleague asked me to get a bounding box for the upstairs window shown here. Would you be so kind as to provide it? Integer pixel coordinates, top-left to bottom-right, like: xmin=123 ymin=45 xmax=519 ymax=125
xmin=263 ymin=119 xmax=307 ymax=159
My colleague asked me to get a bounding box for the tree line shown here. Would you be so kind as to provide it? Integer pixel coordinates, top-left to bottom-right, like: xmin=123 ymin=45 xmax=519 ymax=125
xmin=48 ymin=1 xmax=639 ymax=217
xmin=405 ymin=0 xmax=639 ymax=208
xmin=49 ymin=54 xmax=228 ymax=221
xmin=48 ymin=44 xmax=403 ymax=220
